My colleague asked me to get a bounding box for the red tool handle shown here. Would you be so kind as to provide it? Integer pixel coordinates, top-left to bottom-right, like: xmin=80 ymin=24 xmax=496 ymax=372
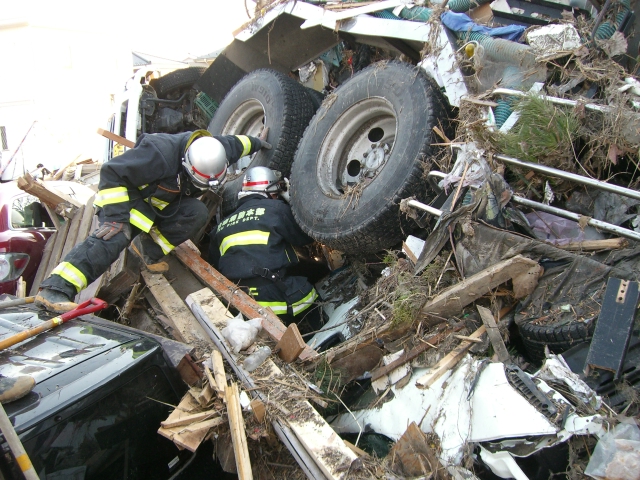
xmin=59 ymin=298 xmax=108 ymax=322
xmin=0 ymin=298 xmax=108 ymax=352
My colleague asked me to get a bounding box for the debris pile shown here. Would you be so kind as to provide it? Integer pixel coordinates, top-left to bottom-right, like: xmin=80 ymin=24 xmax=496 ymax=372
xmin=2 ymin=1 xmax=640 ymax=479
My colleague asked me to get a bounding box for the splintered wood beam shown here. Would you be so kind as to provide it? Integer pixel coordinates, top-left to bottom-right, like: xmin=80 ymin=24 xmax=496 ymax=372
xmin=421 ymin=255 xmax=540 ymax=319
xmin=16 ymin=172 xmax=83 ymax=209
xmin=415 ymin=326 xmax=486 ymax=389
xmin=96 ymin=128 xmax=135 ymax=148
xmin=186 ymin=288 xmax=357 ymax=480
xmin=476 ymin=306 xmax=510 ymax=363
xmin=141 ymin=270 xmax=213 ymax=347
xmin=174 ymin=242 xmax=317 ymax=361
xmin=226 ymin=382 xmax=253 ymax=480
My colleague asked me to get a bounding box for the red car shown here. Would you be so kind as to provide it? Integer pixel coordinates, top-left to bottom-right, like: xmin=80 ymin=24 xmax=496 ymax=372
xmin=0 ymin=180 xmax=95 ymax=295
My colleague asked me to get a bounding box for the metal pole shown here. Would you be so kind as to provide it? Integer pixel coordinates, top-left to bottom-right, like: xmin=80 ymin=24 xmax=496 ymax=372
xmin=511 ymin=195 xmax=640 ymax=242
xmin=0 ymin=403 xmax=39 ymax=480
xmin=406 ymin=199 xmax=442 ymax=217
xmin=494 ymin=154 xmax=640 ymax=202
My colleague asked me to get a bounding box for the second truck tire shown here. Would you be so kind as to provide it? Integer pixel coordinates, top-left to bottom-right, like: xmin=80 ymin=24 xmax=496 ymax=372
xmin=208 ymin=69 xmax=315 ymax=216
xmin=290 ymin=61 xmax=451 ymax=254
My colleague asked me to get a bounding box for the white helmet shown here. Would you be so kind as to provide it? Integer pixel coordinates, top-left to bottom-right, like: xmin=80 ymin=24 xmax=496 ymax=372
xmin=242 ymin=166 xmax=281 ymax=194
xmin=183 ymin=136 xmax=227 ymax=190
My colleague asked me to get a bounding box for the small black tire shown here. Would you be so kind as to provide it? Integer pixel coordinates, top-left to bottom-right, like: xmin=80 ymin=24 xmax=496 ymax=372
xmin=150 ymin=67 xmax=206 ymax=98
xmin=208 ymin=69 xmax=315 ymax=216
xmin=290 ymin=61 xmax=450 ymax=254
xmin=518 ymin=318 xmax=595 ymax=362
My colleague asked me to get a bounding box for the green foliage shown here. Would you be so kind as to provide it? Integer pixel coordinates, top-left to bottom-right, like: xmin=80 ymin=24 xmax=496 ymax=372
xmin=495 ymin=95 xmax=580 ymax=165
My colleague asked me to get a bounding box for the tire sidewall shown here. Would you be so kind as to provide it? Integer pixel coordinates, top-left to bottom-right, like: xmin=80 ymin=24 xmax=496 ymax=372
xmin=291 ymin=63 xmax=437 ymax=241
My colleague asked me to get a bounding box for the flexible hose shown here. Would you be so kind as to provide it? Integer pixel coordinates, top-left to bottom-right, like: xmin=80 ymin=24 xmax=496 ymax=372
xmin=448 ymin=0 xmax=494 ymax=13
xmin=397 ymin=6 xmax=433 ymax=22
xmin=494 ymin=98 xmax=513 ymax=128
xmin=372 ymin=9 xmax=401 ymax=20
xmin=594 ymin=0 xmax=631 ymax=40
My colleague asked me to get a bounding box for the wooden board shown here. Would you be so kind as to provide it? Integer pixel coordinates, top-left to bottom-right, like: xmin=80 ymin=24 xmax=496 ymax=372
xmin=585 ymin=278 xmax=640 ymax=378
xmin=16 ymin=172 xmax=83 ymax=208
xmin=226 ymin=382 xmax=253 ymax=480
xmin=96 ymin=127 xmax=135 ymax=148
xmin=60 ymin=205 xmax=85 ymax=259
xmin=174 ymin=242 xmax=317 ymax=361
xmin=415 ymin=326 xmax=486 ymax=389
xmin=29 ymin=232 xmax=57 ymax=296
xmin=476 ymin=306 xmax=510 ymax=363
xmin=43 ymin=219 xmax=72 ymax=279
xmin=141 ymin=270 xmax=213 ymax=348
xmin=276 ymin=323 xmax=306 ymax=363
xmin=186 ymin=288 xmax=357 ymax=480
xmin=422 ymin=255 xmax=539 ymax=318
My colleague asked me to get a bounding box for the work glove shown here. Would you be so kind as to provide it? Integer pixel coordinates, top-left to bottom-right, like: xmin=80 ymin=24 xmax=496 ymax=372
xmin=258 ymin=127 xmax=272 ymax=150
xmin=93 ymin=222 xmax=131 ymax=241
xmin=280 ymin=177 xmax=290 ymax=203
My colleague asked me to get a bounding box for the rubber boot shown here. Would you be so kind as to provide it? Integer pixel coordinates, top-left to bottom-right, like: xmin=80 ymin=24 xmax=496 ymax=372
xmin=129 ymin=235 xmax=169 ymax=273
xmin=34 ymin=288 xmax=77 ymax=314
xmin=0 ymin=375 xmax=36 ymax=404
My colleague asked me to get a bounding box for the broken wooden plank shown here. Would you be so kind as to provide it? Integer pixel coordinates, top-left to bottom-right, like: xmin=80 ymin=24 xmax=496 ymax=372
xmin=477 ymin=306 xmax=510 ymax=363
xmin=197 ymin=382 xmax=215 ymax=407
xmin=74 ymin=195 xmax=96 ymax=245
xmin=211 ymin=349 xmax=228 ymax=395
xmin=141 ymin=270 xmax=213 ymax=348
xmin=96 ymin=127 xmax=135 ymax=148
xmin=416 ymin=326 xmax=486 ymax=389
xmin=60 ymin=205 xmax=85 ymax=259
xmin=276 ymin=323 xmax=306 ymax=363
xmin=174 ymin=242 xmax=317 ymax=361
xmin=585 ymin=278 xmax=640 ymax=379
xmin=16 ymin=172 xmax=83 ymax=209
xmin=370 ymin=327 xmax=453 ymax=382
xmin=249 ymin=399 xmax=266 ymax=423
xmin=227 ymin=382 xmax=253 ymax=480
xmin=161 ymin=411 xmax=217 ymax=429
xmin=43 ymin=219 xmax=72 ymax=279
xmin=93 ymin=249 xmax=138 ymax=305
xmin=554 ymin=238 xmax=629 ymax=251
xmin=422 ymin=255 xmax=540 ymax=319
xmin=186 ymin=288 xmax=356 ymax=480
xmin=29 ymin=232 xmax=57 ymax=296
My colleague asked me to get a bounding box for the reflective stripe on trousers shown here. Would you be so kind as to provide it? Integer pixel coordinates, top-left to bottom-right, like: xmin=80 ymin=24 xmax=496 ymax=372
xmin=50 ymin=262 xmax=88 ymax=293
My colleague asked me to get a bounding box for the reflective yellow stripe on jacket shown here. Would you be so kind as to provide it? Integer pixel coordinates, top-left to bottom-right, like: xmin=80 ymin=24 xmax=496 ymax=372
xmin=219 ymin=230 xmax=269 ymax=256
xmin=236 ymin=135 xmax=252 ymax=157
xmin=147 ymin=197 xmax=169 ymax=210
xmin=149 ymin=226 xmax=175 ymax=255
xmin=129 ymin=209 xmax=153 ymax=233
xmin=94 ymin=187 xmax=129 ymax=207
xmin=51 ymin=262 xmax=87 ymax=293
xmin=291 ymin=288 xmax=318 ymax=316
xmin=255 ymin=300 xmax=288 ymax=315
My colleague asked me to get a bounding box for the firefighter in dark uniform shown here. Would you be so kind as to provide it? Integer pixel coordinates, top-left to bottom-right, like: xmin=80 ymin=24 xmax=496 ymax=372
xmin=209 ymin=166 xmax=322 ymax=334
xmin=35 ymin=129 xmax=271 ymax=312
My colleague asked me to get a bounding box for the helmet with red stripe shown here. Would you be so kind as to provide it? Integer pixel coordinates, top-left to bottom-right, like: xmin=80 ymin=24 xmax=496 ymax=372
xmin=241 ymin=166 xmax=281 ymax=195
xmin=183 ymin=136 xmax=228 ymax=190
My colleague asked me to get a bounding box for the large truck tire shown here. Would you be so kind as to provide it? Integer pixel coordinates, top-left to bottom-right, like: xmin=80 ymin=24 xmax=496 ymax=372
xmin=208 ymin=69 xmax=315 ymax=216
xmin=290 ymin=61 xmax=451 ymax=254
xmin=150 ymin=67 xmax=206 ymax=98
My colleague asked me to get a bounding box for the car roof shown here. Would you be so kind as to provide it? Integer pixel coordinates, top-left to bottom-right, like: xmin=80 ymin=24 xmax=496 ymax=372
xmin=0 ymin=305 xmax=157 ymax=428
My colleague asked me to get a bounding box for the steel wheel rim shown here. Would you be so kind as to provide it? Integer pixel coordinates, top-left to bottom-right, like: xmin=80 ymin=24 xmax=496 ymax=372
xmin=316 ymin=97 xmax=397 ymax=198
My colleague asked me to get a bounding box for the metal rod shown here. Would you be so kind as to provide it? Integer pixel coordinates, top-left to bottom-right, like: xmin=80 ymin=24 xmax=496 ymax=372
xmin=492 ymin=87 xmax=610 ymax=113
xmin=419 ymin=171 xmax=640 ymax=241
xmin=512 ymin=195 xmax=640 ymax=242
xmin=494 ymin=154 xmax=640 ymax=202
xmin=406 ymin=199 xmax=442 ymax=217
